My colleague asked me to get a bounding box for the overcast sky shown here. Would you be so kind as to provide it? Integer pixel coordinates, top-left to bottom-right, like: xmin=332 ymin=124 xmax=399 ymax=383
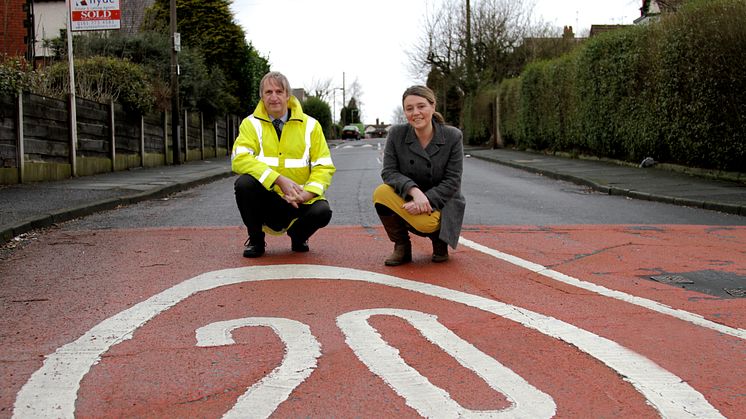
xmin=231 ymin=0 xmax=641 ymax=125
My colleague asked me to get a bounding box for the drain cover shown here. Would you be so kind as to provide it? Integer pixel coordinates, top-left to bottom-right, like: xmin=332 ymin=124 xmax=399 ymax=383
xmin=725 ymin=288 xmax=746 ymax=298
xmin=650 ymin=275 xmax=694 ymax=285
xmin=645 ymin=270 xmax=746 ymax=298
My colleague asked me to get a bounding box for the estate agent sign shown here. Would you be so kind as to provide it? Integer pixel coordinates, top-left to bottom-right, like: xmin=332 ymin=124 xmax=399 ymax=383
xmin=70 ymin=0 xmax=121 ymax=31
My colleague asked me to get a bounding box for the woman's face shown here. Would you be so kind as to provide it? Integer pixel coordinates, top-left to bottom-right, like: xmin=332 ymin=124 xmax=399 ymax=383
xmin=403 ymin=94 xmax=435 ymax=131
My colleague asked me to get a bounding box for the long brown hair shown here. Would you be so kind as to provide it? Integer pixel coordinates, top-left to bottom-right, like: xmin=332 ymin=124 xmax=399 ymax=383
xmin=402 ymin=85 xmax=445 ymax=124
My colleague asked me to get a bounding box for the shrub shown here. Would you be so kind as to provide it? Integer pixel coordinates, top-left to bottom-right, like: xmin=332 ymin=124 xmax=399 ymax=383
xmin=41 ymin=56 xmax=155 ymax=114
xmin=656 ymin=0 xmax=746 ymax=170
xmin=497 ymin=0 xmax=745 ymax=171
xmin=301 ymin=96 xmax=333 ymax=139
xmin=575 ymin=24 xmax=661 ymax=160
xmin=497 ymin=77 xmax=523 ymax=146
xmin=0 ymin=55 xmax=46 ymax=95
xmin=462 ymin=87 xmax=498 ymax=145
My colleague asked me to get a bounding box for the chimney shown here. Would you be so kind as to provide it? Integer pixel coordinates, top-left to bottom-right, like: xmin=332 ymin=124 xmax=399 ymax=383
xmin=563 ymin=25 xmax=574 ymax=39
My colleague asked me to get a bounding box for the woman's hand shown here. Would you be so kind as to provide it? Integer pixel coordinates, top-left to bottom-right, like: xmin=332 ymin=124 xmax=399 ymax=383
xmin=403 ymin=187 xmax=432 ymax=215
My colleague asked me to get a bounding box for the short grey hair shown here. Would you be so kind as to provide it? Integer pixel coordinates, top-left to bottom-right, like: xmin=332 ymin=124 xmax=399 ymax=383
xmin=259 ymin=71 xmax=292 ymax=97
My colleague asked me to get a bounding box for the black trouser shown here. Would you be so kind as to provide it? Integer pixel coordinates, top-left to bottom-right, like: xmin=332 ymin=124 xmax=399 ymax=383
xmin=234 ymin=174 xmax=332 ymax=242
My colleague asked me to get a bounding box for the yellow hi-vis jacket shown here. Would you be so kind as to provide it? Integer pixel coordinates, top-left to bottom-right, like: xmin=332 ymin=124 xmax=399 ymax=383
xmin=231 ymin=96 xmax=335 ymax=205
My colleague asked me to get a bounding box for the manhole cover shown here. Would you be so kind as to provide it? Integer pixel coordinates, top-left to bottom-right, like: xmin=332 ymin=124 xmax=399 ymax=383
xmin=724 ymin=288 xmax=746 ymax=298
xmin=650 ymin=275 xmax=694 ymax=285
xmin=645 ymin=270 xmax=746 ymax=298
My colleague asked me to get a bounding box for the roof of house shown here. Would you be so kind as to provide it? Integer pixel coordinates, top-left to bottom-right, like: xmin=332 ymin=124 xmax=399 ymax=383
xmin=589 ymin=25 xmax=631 ymax=37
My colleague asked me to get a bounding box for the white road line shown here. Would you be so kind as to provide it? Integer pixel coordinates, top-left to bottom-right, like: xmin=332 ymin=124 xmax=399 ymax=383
xmin=338 ymin=308 xmax=556 ymax=418
xmin=196 ymin=317 xmax=321 ymax=419
xmin=14 ymin=265 xmax=723 ymax=418
xmin=459 ymin=237 xmax=746 ymax=340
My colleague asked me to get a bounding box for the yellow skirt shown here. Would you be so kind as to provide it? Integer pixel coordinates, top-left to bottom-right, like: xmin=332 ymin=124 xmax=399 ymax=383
xmin=372 ymin=184 xmax=440 ymax=234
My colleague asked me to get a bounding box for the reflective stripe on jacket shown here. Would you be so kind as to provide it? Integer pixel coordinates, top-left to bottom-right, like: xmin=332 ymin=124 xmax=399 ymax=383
xmin=231 ymin=96 xmax=335 ymax=203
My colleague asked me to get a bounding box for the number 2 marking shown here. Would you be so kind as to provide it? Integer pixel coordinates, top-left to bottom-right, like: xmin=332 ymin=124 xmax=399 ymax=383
xmin=196 ymin=317 xmax=321 ymax=419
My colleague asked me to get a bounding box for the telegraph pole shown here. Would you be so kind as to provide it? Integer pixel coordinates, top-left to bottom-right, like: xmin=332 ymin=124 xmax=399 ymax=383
xmin=170 ymin=0 xmax=182 ymax=164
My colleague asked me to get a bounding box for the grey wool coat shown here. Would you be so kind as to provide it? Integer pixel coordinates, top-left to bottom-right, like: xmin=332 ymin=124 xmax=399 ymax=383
xmin=381 ymin=122 xmax=466 ymax=248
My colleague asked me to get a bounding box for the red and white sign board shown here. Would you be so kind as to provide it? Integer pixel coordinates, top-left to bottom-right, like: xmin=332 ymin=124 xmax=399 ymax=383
xmin=70 ymin=0 xmax=121 ymax=31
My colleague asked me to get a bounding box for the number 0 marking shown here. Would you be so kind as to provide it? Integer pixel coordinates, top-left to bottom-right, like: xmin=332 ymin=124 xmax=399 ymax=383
xmin=338 ymin=309 xmax=556 ymax=418
xmin=195 ymin=317 xmax=321 ymax=419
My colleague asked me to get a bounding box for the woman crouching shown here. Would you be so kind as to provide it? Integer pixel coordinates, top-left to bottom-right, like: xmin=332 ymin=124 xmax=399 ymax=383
xmin=373 ymin=85 xmax=466 ymax=266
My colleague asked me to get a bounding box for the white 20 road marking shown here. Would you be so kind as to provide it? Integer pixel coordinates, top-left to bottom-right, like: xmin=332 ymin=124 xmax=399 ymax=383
xmin=195 ymin=318 xmax=321 ymax=419
xmin=14 ymin=265 xmax=723 ymax=418
xmin=460 ymin=237 xmax=746 ymax=340
xmin=338 ymin=309 xmax=556 ymax=418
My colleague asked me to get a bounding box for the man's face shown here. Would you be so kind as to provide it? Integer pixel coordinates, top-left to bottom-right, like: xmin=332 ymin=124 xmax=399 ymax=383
xmin=261 ymin=78 xmax=290 ymax=119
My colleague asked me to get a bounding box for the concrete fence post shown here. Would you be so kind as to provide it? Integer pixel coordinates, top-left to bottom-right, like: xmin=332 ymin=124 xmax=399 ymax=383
xmin=68 ymin=94 xmax=78 ymax=177
xmin=200 ymin=112 xmax=204 ymax=160
xmin=109 ymin=100 xmax=116 ymax=172
xmin=16 ymin=90 xmax=25 ymax=184
xmin=183 ymin=109 xmax=188 ymax=162
xmin=163 ymin=111 xmax=169 ymax=164
xmin=140 ymin=115 xmax=145 ymax=167
xmin=214 ymin=119 xmax=218 ymax=157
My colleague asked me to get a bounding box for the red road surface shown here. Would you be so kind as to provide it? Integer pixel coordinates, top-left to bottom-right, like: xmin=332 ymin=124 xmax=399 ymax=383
xmin=1 ymin=225 xmax=744 ymax=418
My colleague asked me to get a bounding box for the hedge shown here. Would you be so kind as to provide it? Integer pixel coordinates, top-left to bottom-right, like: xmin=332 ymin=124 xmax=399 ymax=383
xmin=498 ymin=0 xmax=746 ymax=172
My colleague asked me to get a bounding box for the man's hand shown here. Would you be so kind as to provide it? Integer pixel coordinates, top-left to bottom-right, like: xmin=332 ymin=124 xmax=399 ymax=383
xmin=274 ymin=175 xmax=316 ymax=208
xmin=402 ymin=187 xmax=432 ymax=215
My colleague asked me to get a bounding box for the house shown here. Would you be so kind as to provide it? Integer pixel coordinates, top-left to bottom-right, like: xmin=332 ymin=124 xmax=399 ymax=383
xmin=0 ymin=0 xmax=32 ymax=59
xmin=634 ymin=0 xmax=685 ymax=24
xmin=32 ymin=0 xmax=67 ymax=60
xmin=365 ymin=119 xmax=390 ymax=138
xmin=2 ymin=0 xmax=154 ymax=62
xmin=292 ymin=88 xmax=307 ymax=102
xmin=519 ymin=26 xmax=585 ymax=63
xmin=589 ymin=24 xmax=631 ymax=37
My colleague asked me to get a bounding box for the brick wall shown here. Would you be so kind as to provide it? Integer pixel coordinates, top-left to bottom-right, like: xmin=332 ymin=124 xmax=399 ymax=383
xmin=1 ymin=0 xmax=28 ymax=56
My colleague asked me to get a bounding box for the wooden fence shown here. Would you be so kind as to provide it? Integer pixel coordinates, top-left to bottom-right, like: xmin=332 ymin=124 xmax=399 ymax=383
xmin=0 ymin=91 xmax=240 ymax=184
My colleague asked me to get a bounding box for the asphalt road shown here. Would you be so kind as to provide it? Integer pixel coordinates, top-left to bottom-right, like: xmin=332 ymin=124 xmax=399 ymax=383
xmin=59 ymin=138 xmax=744 ymax=231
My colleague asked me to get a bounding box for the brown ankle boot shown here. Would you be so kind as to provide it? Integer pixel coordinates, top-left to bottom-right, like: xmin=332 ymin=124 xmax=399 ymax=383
xmin=431 ymin=237 xmax=449 ymax=263
xmin=379 ymin=214 xmax=412 ymax=266
xmin=385 ymin=243 xmax=412 ymax=266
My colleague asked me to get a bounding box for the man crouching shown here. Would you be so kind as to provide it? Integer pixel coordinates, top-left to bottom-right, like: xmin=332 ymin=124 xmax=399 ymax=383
xmin=232 ymin=71 xmax=335 ymax=257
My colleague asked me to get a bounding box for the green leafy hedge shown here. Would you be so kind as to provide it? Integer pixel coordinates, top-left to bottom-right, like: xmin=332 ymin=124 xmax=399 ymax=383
xmin=41 ymin=56 xmax=156 ymax=113
xmin=498 ymin=0 xmax=746 ymax=172
xmin=301 ymin=96 xmax=333 ymax=139
xmin=0 ymin=55 xmax=46 ymax=95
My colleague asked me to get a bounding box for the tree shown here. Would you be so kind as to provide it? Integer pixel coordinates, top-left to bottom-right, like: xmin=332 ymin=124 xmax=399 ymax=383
xmin=42 ymin=30 xmax=232 ymax=114
xmin=408 ymin=0 xmax=535 ymax=133
xmin=346 ymin=78 xmax=364 ymax=121
xmin=143 ymin=0 xmax=269 ymax=112
xmin=390 ymin=106 xmax=407 ymax=125
xmin=308 ymin=77 xmax=334 ymax=102
xmin=302 ymin=96 xmax=333 ymax=139
xmin=340 ymin=97 xmax=361 ymax=126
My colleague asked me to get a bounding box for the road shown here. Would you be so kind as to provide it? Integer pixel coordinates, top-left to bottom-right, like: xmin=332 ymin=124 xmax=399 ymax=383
xmin=1 ymin=138 xmax=744 ymax=418
xmin=60 ymin=138 xmax=744 ymax=229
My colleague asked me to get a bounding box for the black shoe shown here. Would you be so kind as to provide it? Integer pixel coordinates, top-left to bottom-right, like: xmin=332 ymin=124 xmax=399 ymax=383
xmin=291 ymin=238 xmax=309 ymax=252
xmin=243 ymin=238 xmax=265 ymax=258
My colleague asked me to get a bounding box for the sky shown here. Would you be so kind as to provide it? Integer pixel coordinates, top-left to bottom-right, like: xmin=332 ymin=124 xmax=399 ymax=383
xmin=230 ymin=0 xmax=641 ymax=125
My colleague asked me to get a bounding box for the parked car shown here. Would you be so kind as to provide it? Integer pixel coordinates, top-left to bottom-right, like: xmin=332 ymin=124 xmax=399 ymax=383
xmin=341 ymin=125 xmax=361 ymax=140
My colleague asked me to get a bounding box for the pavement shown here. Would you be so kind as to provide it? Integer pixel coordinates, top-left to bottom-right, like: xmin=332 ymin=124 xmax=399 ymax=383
xmin=1 ymin=144 xmax=745 ymax=244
